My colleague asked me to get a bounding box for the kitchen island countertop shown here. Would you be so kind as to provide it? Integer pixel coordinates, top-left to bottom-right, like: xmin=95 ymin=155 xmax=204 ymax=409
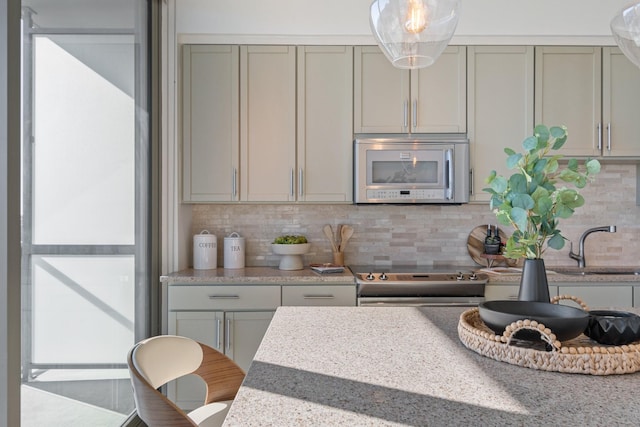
xmin=223 ymin=306 xmax=640 ymax=426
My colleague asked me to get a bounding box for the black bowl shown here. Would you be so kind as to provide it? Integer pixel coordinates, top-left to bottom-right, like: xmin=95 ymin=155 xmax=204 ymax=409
xmin=584 ymin=310 xmax=640 ymax=345
xmin=478 ymin=300 xmax=589 ymax=342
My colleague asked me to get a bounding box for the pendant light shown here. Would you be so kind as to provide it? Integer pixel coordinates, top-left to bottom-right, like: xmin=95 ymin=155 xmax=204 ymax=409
xmin=370 ymin=0 xmax=461 ymax=69
xmin=611 ymin=2 xmax=640 ymax=69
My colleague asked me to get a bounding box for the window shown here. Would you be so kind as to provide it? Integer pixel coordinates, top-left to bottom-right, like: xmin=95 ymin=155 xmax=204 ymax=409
xmin=20 ymin=1 xmax=154 ymax=425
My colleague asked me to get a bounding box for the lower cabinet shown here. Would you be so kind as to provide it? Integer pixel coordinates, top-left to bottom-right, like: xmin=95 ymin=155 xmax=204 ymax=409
xmin=557 ymin=285 xmax=633 ymax=309
xmin=167 ymin=310 xmax=274 ymax=409
xmin=167 ymin=284 xmax=280 ymax=409
xmin=166 ymin=282 xmax=356 ymax=409
xmin=484 ymin=282 xmax=635 ymax=309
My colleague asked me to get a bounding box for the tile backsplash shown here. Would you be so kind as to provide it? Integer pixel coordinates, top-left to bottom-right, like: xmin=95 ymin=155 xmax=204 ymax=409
xmin=190 ymin=163 xmax=639 ymax=269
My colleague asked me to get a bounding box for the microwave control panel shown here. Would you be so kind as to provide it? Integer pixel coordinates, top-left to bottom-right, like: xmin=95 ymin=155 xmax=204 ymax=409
xmin=366 ymin=189 xmax=445 ymax=201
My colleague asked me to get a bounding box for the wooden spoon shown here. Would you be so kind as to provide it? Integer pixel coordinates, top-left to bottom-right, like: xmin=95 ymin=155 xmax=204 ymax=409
xmin=323 ymin=224 xmax=338 ymax=252
xmin=339 ymin=225 xmax=354 ymax=252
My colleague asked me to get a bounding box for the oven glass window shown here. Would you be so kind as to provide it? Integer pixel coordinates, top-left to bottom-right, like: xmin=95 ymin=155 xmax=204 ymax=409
xmin=371 ymin=160 xmax=438 ymax=184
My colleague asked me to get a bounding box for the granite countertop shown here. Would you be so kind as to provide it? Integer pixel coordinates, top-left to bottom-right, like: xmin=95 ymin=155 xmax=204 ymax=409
xmin=160 ymin=267 xmax=355 ymax=284
xmin=162 ymin=265 xmax=640 ymax=286
xmin=482 ymin=265 xmax=640 ymax=283
xmin=223 ymin=306 xmax=640 ymax=426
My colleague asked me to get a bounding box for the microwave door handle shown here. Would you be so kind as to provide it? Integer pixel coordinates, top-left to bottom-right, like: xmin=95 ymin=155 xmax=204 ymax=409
xmin=445 ymin=149 xmax=453 ymax=200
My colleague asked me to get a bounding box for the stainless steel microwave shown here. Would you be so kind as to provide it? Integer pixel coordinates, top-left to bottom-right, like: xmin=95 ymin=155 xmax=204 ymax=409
xmin=354 ymin=135 xmax=470 ymax=204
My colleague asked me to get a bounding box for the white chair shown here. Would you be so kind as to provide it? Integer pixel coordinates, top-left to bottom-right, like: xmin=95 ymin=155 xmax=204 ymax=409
xmin=127 ymin=335 xmax=245 ymax=427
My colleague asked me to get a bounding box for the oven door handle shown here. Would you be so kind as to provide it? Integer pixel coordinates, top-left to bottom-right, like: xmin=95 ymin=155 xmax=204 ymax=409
xmin=444 ymin=149 xmax=453 ymax=200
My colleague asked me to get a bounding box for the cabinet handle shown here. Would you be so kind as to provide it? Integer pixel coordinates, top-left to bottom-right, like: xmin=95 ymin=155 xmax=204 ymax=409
xmin=290 ymin=168 xmax=294 ymax=197
xmin=403 ymin=100 xmax=408 ymax=129
xmin=232 ymin=168 xmax=237 ymax=198
xmin=469 ymin=168 xmax=474 ymax=196
xmin=412 ymin=99 xmax=417 ymax=130
xmin=298 ymin=168 xmax=303 ymax=198
xmin=303 ymin=295 xmax=335 ymax=299
xmin=208 ymin=295 xmax=240 ymax=299
xmin=607 ymin=122 xmax=611 ymax=152
xmin=216 ymin=318 xmax=222 ymax=350
xmin=225 ymin=318 xmax=231 ymax=352
xmin=597 ymin=123 xmax=602 ymax=151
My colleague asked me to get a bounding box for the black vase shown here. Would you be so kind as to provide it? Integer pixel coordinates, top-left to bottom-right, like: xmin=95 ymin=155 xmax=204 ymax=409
xmin=518 ymin=258 xmax=550 ymax=302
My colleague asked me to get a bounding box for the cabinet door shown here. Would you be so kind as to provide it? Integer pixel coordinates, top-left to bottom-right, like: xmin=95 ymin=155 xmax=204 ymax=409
xmin=411 ymin=46 xmax=467 ymax=133
xmin=225 ymin=311 xmax=274 ymax=372
xmin=602 ymin=47 xmax=640 ymax=157
xmin=354 ymin=46 xmax=409 ymax=133
xmin=182 ymin=45 xmax=239 ymax=202
xmin=535 ymin=47 xmax=601 ymax=157
xmin=468 ymin=46 xmax=534 ymax=202
xmin=297 ymin=46 xmax=353 ymax=202
xmin=167 ymin=311 xmax=223 ymax=409
xmin=240 ymin=45 xmax=296 ymax=201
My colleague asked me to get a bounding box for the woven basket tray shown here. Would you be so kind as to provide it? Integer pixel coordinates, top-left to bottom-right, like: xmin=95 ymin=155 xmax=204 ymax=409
xmin=458 ymin=306 xmax=640 ymax=375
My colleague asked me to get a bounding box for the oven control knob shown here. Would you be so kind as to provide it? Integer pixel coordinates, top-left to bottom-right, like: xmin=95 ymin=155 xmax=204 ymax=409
xmin=456 ymin=272 xmax=464 ymax=281
xmin=366 ymin=273 xmax=375 ymax=281
xmin=379 ymin=272 xmax=388 ymax=281
xmin=469 ymin=272 xmax=478 ymax=281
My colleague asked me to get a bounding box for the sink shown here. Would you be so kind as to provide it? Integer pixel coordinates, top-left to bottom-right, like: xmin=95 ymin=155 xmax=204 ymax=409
xmin=549 ymin=267 xmax=640 ymax=276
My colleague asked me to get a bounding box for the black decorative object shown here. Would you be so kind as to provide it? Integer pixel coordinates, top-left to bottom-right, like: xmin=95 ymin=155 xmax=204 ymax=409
xmin=518 ymin=258 xmax=550 ymax=302
xmin=584 ymin=310 xmax=640 ymax=345
xmin=478 ymin=300 xmax=589 ymax=342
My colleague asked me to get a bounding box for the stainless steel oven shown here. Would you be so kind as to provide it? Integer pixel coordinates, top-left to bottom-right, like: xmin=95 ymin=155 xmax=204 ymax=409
xmin=350 ymin=265 xmax=487 ymax=307
xmin=354 ymin=134 xmax=469 ymax=204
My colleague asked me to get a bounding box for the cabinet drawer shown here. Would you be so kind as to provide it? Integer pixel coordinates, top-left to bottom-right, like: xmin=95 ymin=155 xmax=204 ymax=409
xmin=169 ymin=285 xmax=281 ymax=310
xmin=282 ymin=285 xmax=356 ymax=306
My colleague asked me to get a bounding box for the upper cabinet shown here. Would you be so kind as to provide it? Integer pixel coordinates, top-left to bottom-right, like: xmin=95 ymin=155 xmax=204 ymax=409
xmin=182 ymin=45 xmax=239 ymax=202
xmin=467 ymin=46 xmax=534 ymax=202
xmin=297 ymin=46 xmax=353 ymax=202
xmin=354 ymin=46 xmax=466 ymax=134
xmin=240 ymin=45 xmax=297 ymax=202
xmin=182 ymin=44 xmax=353 ymax=203
xmin=535 ymin=46 xmax=640 ymax=158
xmin=602 ymin=47 xmax=640 ymax=157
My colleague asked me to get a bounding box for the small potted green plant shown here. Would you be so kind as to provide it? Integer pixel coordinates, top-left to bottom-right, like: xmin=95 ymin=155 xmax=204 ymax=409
xmin=483 ymin=124 xmax=600 ymax=301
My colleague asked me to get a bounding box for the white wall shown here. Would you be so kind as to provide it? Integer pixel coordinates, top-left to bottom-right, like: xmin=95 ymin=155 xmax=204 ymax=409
xmin=175 ymin=0 xmax=632 ymax=45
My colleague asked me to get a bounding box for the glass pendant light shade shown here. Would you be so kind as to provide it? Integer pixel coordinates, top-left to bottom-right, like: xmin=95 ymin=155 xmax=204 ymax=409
xmin=370 ymin=0 xmax=461 ymax=69
xmin=611 ymin=2 xmax=640 ymax=69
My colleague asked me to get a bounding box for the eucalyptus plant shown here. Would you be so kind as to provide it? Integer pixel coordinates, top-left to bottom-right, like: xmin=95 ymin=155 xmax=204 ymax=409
xmin=484 ymin=125 xmax=601 ymax=260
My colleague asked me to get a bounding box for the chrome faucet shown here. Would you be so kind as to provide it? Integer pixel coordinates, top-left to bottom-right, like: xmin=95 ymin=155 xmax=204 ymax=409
xmin=569 ymin=225 xmax=617 ymax=268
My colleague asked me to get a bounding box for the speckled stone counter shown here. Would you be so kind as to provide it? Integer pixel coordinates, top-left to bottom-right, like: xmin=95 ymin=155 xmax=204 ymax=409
xmin=223 ymin=306 xmax=640 ymax=427
xmin=483 ymin=266 xmax=640 ymax=283
xmin=160 ymin=267 xmax=355 ymax=285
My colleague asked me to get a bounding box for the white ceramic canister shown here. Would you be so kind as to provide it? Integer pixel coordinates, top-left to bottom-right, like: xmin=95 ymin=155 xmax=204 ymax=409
xmin=193 ymin=230 xmax=217 ymax=269
xmin=224 ymin=231 xmax=245 ymax=269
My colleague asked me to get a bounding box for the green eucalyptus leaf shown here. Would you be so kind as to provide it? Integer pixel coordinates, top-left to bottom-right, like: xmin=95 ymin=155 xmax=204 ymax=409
xmin=547 ymin=233 xmax=565 ymax=250
xmin=509 ymin=207 xmax=528 ymax=231
xmin=509 ymin=174 xmax=528 ymax=193
xmin=522 ymin=136 xmax=538 ymax=152
xmin=504 ymin=147 xmax=516 ymax=156
xmin=534 ymin=124 xmax=550 ymax=140
xmin=532 ymin=158 xmax=548 ymax=174
xmin=511 ymin=193 xmax=535 ymax=210
xmin=489 ymin=175 xmax=508 ymax=193
xmin=567 ymin=158 xmax=578 ymax=172
xmin=506 ymin=153 xmax=522 ymax=169
xmin=549 ymin=126 xmax=567 ymax=138
xmin=586 ymin=159 xmax=601 ymax=174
